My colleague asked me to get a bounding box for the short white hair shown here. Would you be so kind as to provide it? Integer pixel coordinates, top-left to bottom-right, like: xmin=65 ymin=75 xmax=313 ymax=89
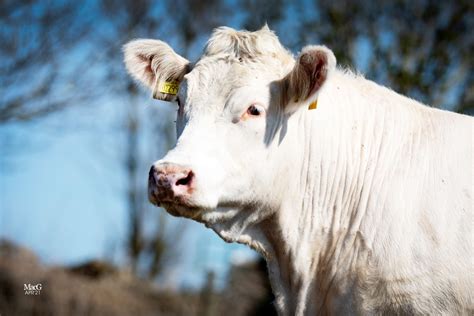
xmin=203 ymin=25 xmax=294 ymax=65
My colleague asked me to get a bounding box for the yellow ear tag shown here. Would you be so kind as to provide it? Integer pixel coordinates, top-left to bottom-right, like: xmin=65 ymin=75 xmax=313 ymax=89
xmin=158 ymin=81 xmax=179 ymax=95
xmin=308 ymin=100 xmax=318 ymax=110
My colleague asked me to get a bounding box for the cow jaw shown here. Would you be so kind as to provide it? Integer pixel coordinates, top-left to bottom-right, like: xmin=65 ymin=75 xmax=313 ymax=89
xmin=202 ymin=206 xmax=273 ymax=257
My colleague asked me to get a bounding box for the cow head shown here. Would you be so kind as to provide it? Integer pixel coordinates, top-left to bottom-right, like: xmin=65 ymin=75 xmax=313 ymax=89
xmin=123 ymin=26 xmax=336 ymax=248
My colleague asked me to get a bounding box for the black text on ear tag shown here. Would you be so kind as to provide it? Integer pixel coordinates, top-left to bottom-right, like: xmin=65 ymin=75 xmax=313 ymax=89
xmin=153 ymin=81 xmax=180 ymax=101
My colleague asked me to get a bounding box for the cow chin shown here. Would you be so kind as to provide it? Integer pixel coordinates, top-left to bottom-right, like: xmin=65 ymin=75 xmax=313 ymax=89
xmin=159 ymin=202 xmax=207 ymax=222
xmin=148 ymin=181 xmax=239 ymax=224
xmin=154 ymin=200 xmax=243 ymax=226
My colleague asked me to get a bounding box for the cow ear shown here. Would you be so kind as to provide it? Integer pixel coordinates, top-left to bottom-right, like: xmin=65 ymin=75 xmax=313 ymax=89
xmin=123 ymin=39 xmax=190 ymax=101
xmin=281 ymin=45 xmax=336 ymax=112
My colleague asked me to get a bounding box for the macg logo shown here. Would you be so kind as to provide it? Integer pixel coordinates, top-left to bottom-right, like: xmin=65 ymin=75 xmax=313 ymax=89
xmin=24 ymin=283 xmax=42 ymax=295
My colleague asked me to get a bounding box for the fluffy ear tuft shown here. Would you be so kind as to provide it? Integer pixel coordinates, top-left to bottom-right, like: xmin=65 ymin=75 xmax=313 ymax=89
xmin=281 ymin=45 xmax=336 ymax=111
xmin=123 ymin=39 xmax=190 ymax=101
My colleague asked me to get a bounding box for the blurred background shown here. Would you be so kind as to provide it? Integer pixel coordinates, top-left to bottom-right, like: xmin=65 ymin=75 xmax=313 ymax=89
xmin=0 ymin=0 xmax=472 ymax=315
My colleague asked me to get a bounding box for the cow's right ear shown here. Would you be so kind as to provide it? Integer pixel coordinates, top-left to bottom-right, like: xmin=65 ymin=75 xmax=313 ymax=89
xmin=123 ymin=39 xmax=190 ymax=101
xmin=281 ymin=45 xmax=336 ymax=113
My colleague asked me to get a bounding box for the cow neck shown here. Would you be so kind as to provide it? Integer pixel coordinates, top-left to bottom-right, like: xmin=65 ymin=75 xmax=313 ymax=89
xmin=259 ymin=80 xmax=378 ymax=314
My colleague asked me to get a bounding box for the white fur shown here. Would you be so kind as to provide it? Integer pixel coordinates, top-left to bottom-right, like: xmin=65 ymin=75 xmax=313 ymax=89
xmin=123 ymin=39 xmax=189 ymax=99
xmin=124 ymin=26 xmax=474 ymax=315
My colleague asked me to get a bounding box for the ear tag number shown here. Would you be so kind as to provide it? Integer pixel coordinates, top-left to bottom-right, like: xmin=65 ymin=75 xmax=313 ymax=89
xmin=153 ymin=81 xmax=180 ymax=101
xmin=308 ymin=100 xmax=318 ymax=110
xmin=159 ymin=81 xmax=179 ymax=95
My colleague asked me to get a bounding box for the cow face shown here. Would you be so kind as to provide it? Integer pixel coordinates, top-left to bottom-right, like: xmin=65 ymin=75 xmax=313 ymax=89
xmin=124 ymin=26 xmax=335 ymax=238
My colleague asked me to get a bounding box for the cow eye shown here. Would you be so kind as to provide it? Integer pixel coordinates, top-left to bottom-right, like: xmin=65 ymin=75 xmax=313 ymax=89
xmin=247 ymin=104 xmax=263 ymax=116
xmin=176 ymin=97 xmax=182 ymax=107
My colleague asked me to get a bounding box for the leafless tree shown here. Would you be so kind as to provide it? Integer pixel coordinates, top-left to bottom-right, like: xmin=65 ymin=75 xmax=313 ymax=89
xmin=0 ymin=1 xmax=99 ymax=123
xmin=295 ymin=0 xmax=473 ymax=113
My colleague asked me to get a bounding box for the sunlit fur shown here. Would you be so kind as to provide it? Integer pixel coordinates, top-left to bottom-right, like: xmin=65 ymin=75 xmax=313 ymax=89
xmin=124 ymin=26 xmax=473 ymax=315
xmin=204 ymin=25 xmax=294 ymax=64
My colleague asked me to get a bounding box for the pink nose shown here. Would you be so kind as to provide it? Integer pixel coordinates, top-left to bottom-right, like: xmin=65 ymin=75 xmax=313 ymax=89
xmin=148 ymin=163 xmax=194 ymax=205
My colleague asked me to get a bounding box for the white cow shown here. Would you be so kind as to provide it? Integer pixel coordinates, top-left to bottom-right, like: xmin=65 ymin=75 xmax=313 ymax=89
xmin=124 ymin=26 xmax=473 ymax=315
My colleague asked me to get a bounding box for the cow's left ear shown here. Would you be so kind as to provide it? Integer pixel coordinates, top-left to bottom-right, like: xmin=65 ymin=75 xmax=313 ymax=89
xmin=281 ymin=45 xmax=336 ymax=112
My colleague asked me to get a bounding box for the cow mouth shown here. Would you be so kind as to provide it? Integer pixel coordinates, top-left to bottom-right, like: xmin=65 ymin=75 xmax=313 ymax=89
xmin=148 ymin=187 xmax=207 ymax=220
xmin=158 ymin=202 xmax=207 ymax=222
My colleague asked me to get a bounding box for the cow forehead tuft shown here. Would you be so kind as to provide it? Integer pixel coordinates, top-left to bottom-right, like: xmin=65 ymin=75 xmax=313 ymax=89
xmin=202 ymin=26 xmax=293 ymax=65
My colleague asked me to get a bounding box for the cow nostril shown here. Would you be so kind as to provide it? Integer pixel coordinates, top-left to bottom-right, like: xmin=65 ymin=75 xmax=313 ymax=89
xmin=176 ymin=171 xmax=194 ymax=186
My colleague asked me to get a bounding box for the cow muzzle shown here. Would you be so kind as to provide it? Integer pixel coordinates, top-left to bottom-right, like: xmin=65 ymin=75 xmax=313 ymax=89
xmin=148 ymin=163 xmax=195 ymax=206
